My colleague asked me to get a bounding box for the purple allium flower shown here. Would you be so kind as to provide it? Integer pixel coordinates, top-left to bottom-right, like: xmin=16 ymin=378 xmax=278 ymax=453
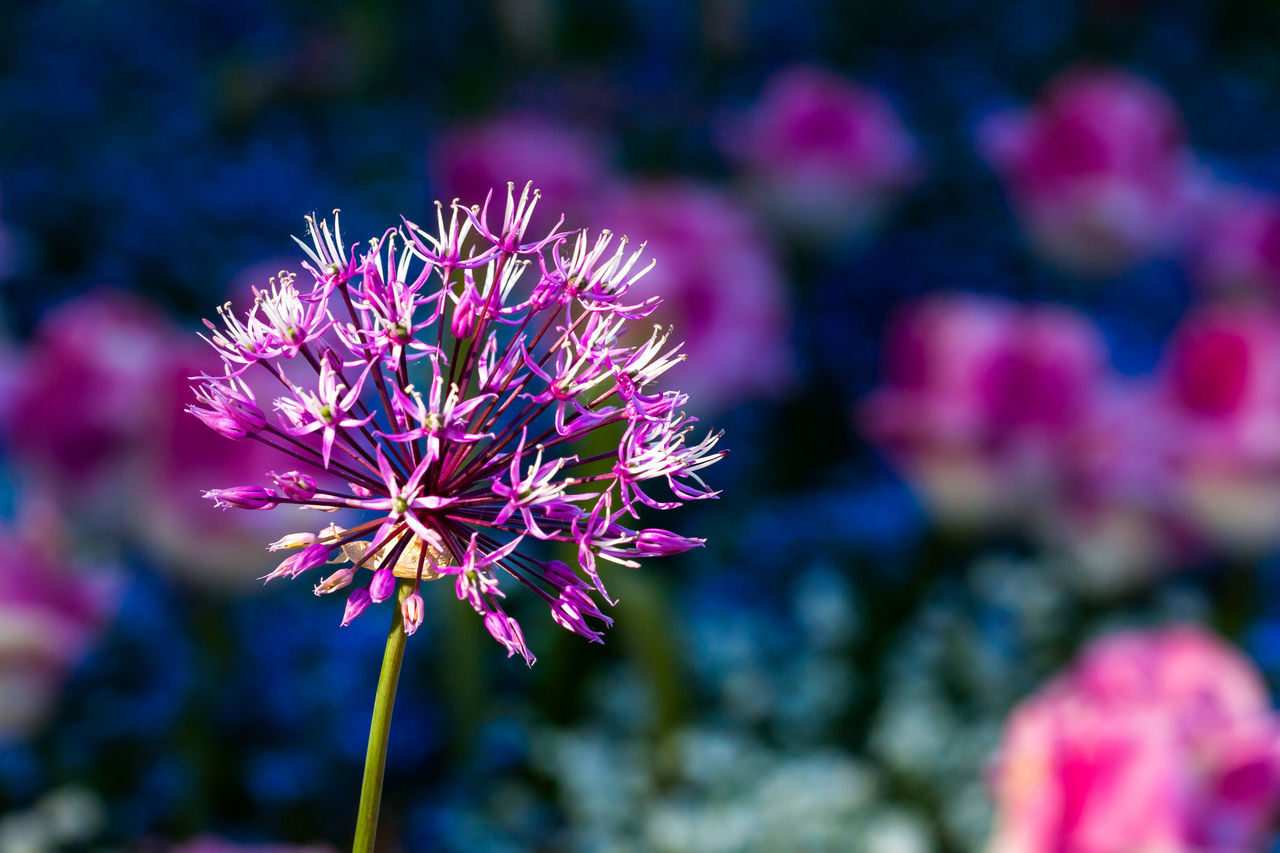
xmin=194 ymin=185 xmax=724 ymax=664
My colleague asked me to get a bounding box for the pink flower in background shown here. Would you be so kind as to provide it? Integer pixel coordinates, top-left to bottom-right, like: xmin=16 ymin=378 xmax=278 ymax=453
xmin=1190 ymin=189 xmax=1280 ymax=300
xmin=861 ymin=293 xmax=1107 ymax=528
xmin=432 ymin=114 xmax=612 ymax=233
xmin=597 ymin=182 xmax=792 ymax=414
xmin=731 ymin=65 xmax=920 ymax=242
xmin=1040 ymin=384 xmax=1189 ymax=588
xmin=0 ymin=506 xmax=116 ymax=741
xmin=137 ymin=341 xmax=323 ymax=588
xmin=0 ymin=291 xmax=174 ymax=528
xmin=1158 ymin=306 xmax=1280 ymax=552
xmin=987 ymin=626 xmax=1280 ymax=853
xmin=0 ymin=289 xmax=308 ymax=585
xmin=979 ymin=67 xmax=1198 ymax=275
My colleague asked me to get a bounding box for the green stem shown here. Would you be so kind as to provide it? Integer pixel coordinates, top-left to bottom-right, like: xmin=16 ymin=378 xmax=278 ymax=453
xmin=352 ymin=582 xmax=411 ymax=853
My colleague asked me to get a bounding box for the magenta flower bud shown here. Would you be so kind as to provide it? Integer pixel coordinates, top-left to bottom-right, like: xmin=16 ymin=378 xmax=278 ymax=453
xmin=271 ymin=470 xmax=318 ymax=500
xmin=401 ymin=592 xmax=425 ymax=636
xmin=369 ymin=567 xmax=397 ymax=603
xmin=635 ymin=529 xmax=704 ymax=556
xmin=483 ymin=611 xmax=535 ymax=667
xmin=291 ymin=542 xmax=333 ymax=575
xmin=189 ymin=381 xmax=268 ymax=439
xmin=265 ymin=541 xmax=333 ymax=582
xmin=342 ymin=588 xmax=372 ymax=626
xmin=203 ymin=486 xmax=278 ymax=510
xmin=451 ymin=290 xmax=477 ymax=338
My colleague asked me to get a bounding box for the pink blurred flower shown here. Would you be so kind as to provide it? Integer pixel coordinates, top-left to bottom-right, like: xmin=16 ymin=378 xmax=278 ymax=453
xmin=861 ymin=293 xmax=1107 ymax=528
xmin=1157 ymin=306 xmax=1280 ymax=552
xmin=597 ymin=181 xmax=793 ymax=414
xmin=432 ymin=114 xmax=612 ymax=233
xmin=979 ymin=67 xmax=1198 ymax=276
xmin=1190 ymin=188 xmax=1280 ymax=300
xmin=731 ymin=65 xmax=920 ymax=242
xmin=136 ymin=341 xmax=323 ymax=587
xmin=1039 ymin=384 xmax=1189 ymax=588
xmin=0 ymin=289 xmax=308 ymax=586
xmin=0 ymin=290 xmax=175 ymax=528
xmin=0 ymin=506 xmax=116 ymax=740
xmin=987 ymin=626 xmax=1280 ymax=853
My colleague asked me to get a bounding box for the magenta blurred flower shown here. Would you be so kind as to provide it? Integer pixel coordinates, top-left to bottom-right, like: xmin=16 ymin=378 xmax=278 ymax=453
xmin=0 ymin=506 xmax=116 ymax=740
xmin=1190 ymin=188 xmax=1280 ymax=300
xmin=1158 ymin=305 xmax=1280 ymax=552
xmin=0 ymin=290 xmax=310 ymax=585
xmin=861 ymin=293 xmax=1107 ymax=528
xmin=0 ymin=291 xmax=175 ymax=527
xmin=987 ymin=626 xmax=1280 ymax=853
xmin=192 ymin=186 xmax=723 ymax=664
xmin=730 ymin=65 xmax=920 ymax=242
xmin=138 ymin=341 xmax=325 ymax=587
xmin=979 ymin=67 xmax=1198 ymax=276
xmin=597 ymin=181 xmax=792 ymax=414
xmin=1040 ymin=384 xmax=1188 ymax=587
xmin=432 ymin=114 xmax=612 ymax=233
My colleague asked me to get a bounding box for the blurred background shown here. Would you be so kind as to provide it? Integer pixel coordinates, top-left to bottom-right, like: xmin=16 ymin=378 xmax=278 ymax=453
xmin=6 ymin=0 xmax=1280 ymax=850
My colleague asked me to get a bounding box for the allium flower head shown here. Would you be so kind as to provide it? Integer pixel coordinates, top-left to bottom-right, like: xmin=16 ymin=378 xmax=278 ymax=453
xmin=193 ymin=184 xmax=723 ymax=664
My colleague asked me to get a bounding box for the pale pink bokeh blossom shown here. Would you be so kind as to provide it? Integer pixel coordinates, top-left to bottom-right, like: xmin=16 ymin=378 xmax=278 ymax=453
xmin=0 ymin=505 xmax=117 ymax=740
xmin=0 ymin=291 xmax=175 ymax=529
xmin=987 ymin=626 xmax=1280 ymax=853
xmin=979 ymin=67 xmax=1199 ymax=276
xmin=1190 ymin=188 xmax=1280 ymax=301
xmin=1157 ymin=305 xmax=1280 ymax=553
xmin=597 ymin=181 xmax=793 ymax=415
xmin=731 ymin=65 xmax=921 ymax=242
xmin=432 ymin=114 xmax=612 ymax=233
xmin=861 ymin=293 xmax=1107 ymax=529
xmin=0 ymin=290 xmax=307 ymax=586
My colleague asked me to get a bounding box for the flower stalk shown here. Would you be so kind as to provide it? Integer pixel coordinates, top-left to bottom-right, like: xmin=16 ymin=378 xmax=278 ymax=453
xmin=353 ymin=581 xmax=412 ymax=853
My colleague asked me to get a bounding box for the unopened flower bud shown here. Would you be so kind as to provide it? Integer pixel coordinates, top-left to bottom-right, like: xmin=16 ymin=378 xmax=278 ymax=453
xmin=267 ymin=532 xmax=317 ymax=552
xmin=342 ymin=588 xmax=372 ymax=626
xmin=271 ymin=470 xmax=317 ymax=500
xmin=203 ymin=486 xmax=278 ymax=510
xmin=401 ymin=592 xmax=425 ymax=636
xmin=369 ymin=567 xmax=396 ymax=603
xmin=188 ymin=381 xmax=267 ymax=439
xmin=314 ymin=568 xmax=356 ymax=595
xmin=635 ymin=529 xmax=704 ymax=556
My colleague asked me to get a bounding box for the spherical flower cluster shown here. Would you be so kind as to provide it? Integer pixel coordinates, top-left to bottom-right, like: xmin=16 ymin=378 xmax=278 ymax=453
xmin=193 ymin=185 xmax=723 ymax=664
xmin=987 ymin=626 xmax=1280 ymax=853
xmin=979 ymin=67 xmax=1198 ymax=276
